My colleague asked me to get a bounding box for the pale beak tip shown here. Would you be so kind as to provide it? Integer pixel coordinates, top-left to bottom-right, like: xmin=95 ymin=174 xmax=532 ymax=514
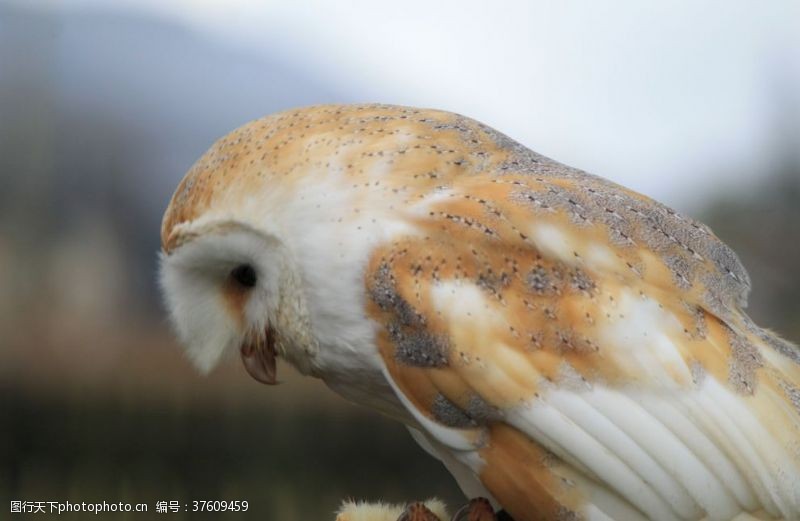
xmin=240 ymin=325 xmax=278 ymax=385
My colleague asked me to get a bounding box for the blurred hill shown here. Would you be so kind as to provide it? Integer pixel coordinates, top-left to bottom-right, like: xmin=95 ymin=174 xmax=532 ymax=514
xmin=702 ymin=166 xmax=800 ymax=343
xmin=700 ymin=78 xmax=800 ymax=343
xmin=0 ymin=2 xmax=350 ymax=316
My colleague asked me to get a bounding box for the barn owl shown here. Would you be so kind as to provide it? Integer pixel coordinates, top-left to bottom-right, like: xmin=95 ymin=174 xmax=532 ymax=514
xmin=159 ymin=104 xmax=800 ymax=521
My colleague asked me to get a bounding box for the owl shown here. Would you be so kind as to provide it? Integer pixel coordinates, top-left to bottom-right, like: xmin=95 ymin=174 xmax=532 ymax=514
xmin=159 ymin=104 xmax=800 ymax=521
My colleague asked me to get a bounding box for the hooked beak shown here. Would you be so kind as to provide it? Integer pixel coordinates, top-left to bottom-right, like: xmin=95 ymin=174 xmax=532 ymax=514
xmin=240 ymin=324 xmax=277 ymax=385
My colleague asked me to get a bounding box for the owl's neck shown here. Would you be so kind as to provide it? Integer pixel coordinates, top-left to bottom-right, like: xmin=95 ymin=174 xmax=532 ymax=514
xmin=274 ymin=258 xmax=406 ymax=419
xmin=271 ymin=258 xmax=319 ymax=377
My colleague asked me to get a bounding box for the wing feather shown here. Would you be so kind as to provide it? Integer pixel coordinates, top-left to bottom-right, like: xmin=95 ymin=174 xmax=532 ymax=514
xmin=364 ymin=162 xmax=800 ymax=519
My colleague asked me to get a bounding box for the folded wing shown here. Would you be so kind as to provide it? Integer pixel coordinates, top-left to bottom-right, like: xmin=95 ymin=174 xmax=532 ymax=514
xmin=365 ymin=173 xmax=800 ymax=521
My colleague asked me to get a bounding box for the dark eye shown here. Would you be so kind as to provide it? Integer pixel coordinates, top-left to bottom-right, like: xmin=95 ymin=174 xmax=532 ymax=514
xmin=230 ymin=264 xmax=257 ymax=288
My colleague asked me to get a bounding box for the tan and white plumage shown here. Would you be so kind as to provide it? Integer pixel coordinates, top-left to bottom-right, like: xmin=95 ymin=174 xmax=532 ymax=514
xmin=336 ymin=499 xmax=450 ymax=521
xmin=159 ymin=104 xmax=800 ymax=521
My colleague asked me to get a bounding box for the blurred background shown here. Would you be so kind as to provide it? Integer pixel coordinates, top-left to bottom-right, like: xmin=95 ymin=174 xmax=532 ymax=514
xmin=1 ymin=0 xmax=798 ymax=519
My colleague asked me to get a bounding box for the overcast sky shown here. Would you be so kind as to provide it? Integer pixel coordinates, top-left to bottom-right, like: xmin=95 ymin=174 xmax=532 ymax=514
xmin=24 ymin=0 xmax=800 ymax=210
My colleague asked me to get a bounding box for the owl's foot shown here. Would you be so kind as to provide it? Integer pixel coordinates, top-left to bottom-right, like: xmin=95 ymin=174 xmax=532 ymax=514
xmin=396 ymin=502 xmax=442 ymax=521
xmin=394 ymin=497 xmax=509 ymax=521
xmin=334 ymin=497 xmax=511 ymax=521
xmin=450 ymin=498 xmax=497 ymax=521
xmin=336 ymin=498 xmax=449 ymax=521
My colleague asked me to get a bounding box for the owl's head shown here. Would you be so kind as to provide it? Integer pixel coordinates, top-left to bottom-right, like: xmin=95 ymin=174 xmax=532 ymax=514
xmin=158 ymin=105 xmax=418 ymax=384
xmin=159 ymin=218 xmax=301 ymax=384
